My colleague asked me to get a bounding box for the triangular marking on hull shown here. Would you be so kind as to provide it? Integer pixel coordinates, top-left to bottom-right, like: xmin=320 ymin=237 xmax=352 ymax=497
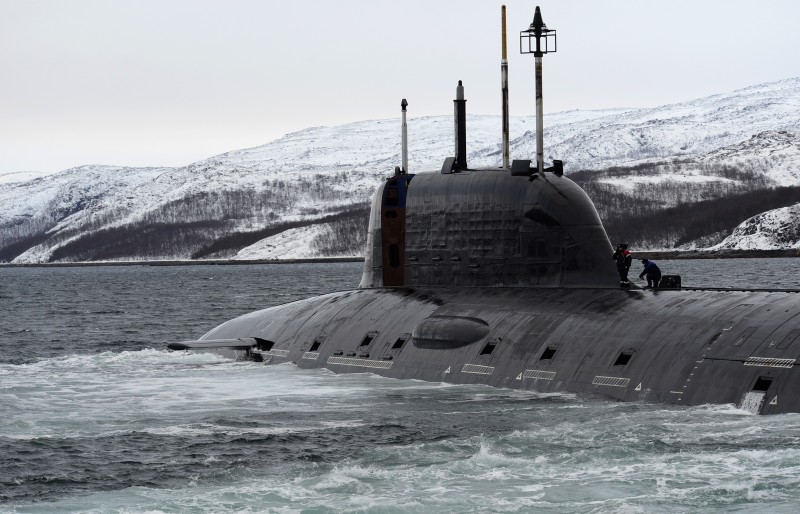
xmin=634 ymin=383 xmax=642 ymax=391
xmin=444 ymin=366 xmax=451 ymax=374
xmin=516 ymin=373 xmax=522 ymax=380
xmin=770 ymin=395 xmax=778 ymax=406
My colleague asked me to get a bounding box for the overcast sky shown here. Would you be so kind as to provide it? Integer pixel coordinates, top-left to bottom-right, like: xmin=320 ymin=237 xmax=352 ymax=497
xmin=2 ymin=0 xmax=800 ymax=175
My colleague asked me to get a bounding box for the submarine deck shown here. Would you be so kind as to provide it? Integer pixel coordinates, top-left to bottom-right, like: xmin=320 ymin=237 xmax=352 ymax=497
xmin=200 ymin=285 xmax=800 ymax=415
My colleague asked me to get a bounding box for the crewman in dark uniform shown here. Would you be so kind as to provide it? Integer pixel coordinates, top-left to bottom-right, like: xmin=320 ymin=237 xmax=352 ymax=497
xmin=639 ymin=258 xmax=662 ymax=289
xmin=612 ymin=243 xmax=632 ymax=287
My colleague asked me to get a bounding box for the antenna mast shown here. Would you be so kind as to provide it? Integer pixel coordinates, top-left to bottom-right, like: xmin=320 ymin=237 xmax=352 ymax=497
xmin=401 ymin=99 xmax=408 ymax=174
xmin=520 ymin=6 xmax=557 ymax=176
xmin=501 ymin=5 xmax=510 ymax=169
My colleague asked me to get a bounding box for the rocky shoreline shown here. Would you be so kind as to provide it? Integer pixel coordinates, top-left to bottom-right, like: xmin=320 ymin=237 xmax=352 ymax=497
xmin=632 ymin=249 xmax=799 ymax=260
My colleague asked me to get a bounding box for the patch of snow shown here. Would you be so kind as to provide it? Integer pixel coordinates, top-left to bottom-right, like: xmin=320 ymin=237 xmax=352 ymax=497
xmin=596 ymin=173 xmax=737 ymax=193
xmin=233 ymin=225 xmax=328 ymax=260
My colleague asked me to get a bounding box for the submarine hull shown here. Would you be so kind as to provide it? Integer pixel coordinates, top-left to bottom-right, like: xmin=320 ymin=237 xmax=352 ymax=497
xmin=200 ymin=286 xmax=800 ymax=415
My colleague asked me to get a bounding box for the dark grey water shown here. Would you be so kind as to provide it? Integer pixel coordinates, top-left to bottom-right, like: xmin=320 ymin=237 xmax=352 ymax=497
xmin=2 ymin=259 xmax=800 ymax=513
xmin=0 ymin=263 xmax=360 ymax=365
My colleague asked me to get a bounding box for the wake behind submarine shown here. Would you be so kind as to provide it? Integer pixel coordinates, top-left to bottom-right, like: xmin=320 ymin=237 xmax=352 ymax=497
xmin=169 ymin=6 xmax=800 ymax=415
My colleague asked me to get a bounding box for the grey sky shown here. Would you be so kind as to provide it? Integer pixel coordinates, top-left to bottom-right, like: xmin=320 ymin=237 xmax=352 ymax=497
xmin=2 ymin=0 xmax=799 ymax=174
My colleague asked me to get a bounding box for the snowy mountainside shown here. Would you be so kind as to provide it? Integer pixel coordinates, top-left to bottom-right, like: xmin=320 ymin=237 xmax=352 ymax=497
xmin=587 ymin=130 xmax=800 ymax=201
xmin=199 ymin=76 xmax=800 ymax=175
xmin=0 ymin=165 xmax=170 ymax=261
xmin=712 ymin=204 xmax=800 ymax=251
xmin=700 ymin=130 xmax=800 ymax=186
xmin=1 ymin=77 xmax=800 ymax=262
xmin=0 ymin=165 xmax=168 ymax=224
xmin=549 ymin=129 xmax=800 ymax=252
xmin=532 ymin=77 xmax=800 ymax=170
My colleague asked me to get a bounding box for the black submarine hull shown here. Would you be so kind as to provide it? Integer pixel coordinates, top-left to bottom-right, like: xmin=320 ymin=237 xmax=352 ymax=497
xmin=199 ymin=285 xmax=800 ymax=415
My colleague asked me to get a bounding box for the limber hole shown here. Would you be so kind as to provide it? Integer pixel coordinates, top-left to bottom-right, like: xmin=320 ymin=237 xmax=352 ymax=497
xmin=614 ymin=352 xmax=632 ymax=366
xmin=753 ymin=377 xmax=773 ymax=392
xmin=360 ymin=335 xmax=374 ymax=347
xmin=392 ymin=337 xmax=407 ymax=350
xmin=309 ymin=341 xmax=321 ymax=352
xmin=539 ymin=347 xmax=557 ymax=360
xmin=480 ymin=341 xmax=497 ymax=355
xmin=255 ymin=338 xmax=274 ymax=351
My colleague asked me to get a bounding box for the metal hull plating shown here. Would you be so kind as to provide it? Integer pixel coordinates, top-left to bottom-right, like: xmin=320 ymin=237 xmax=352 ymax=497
xmin=202 ymin=286 xmax=800 ymax=415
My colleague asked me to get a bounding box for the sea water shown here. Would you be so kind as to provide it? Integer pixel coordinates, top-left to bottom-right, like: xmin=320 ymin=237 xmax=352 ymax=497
xmin=2 ymin=259 xmax=800 ymax=513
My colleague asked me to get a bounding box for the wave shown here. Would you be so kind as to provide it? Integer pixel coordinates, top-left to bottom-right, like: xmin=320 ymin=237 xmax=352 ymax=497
xmin=0 ymin=347 xmax=234 ymax=373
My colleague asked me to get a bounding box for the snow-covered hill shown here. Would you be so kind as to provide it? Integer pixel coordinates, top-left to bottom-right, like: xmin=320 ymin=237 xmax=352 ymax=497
xmin=712 ymin=204 xmax=800 ymax=251
xmin=543 ymin=78 xmax=800 ymax=170
xmin=1 ymin=77 xmax=800 ymax=262
xmin=579 ymin=130 xmax=800 ymax=212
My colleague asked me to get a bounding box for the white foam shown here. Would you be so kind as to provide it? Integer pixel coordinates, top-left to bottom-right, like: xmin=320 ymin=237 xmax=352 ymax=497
xmin=142 ymin=420 xmax=367 ymax=438
xmin=739 ymin=392 xmax=766 ymax=415
xmin=7 ymin=350 xmax=800 ymax=512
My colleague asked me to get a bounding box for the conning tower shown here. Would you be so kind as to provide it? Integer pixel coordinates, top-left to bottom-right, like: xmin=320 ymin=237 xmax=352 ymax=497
xmin=360 ymin=162 xmax=617 ymax=289
xmin=361 ymin=88 xmax=617 ymax=288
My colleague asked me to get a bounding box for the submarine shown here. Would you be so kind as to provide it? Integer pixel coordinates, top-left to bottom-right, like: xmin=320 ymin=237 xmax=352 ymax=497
xmin=168 ymin=6 xmax=800 ymax=415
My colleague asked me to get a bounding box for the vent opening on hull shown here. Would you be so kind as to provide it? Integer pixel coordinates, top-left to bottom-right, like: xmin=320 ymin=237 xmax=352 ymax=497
xmin=753 ymin=377 xmax=773 ymax=392
xmin=360 ymin=333 xmax=376 ymax=347
xmin=614 ymin=352 xmax=632 ymax=366
xmin=310 ymin=341 xmax=322 ymax=352
xmin=255 ymin=338 xmax=275 ymax=351
xmin=480 ymin=341 xmax=498 ymax=355
xmin=539 ymin=347 xmax=557 ymax=360
xmin=392 ymin=336 xmax=408 ymax=350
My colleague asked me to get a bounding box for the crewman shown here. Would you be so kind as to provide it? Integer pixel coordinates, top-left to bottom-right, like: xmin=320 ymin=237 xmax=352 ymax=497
xmin=612 ymin=243 xmax=632 ymax=288
xmin=639 ymin=258 xmax=662 ymax=289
